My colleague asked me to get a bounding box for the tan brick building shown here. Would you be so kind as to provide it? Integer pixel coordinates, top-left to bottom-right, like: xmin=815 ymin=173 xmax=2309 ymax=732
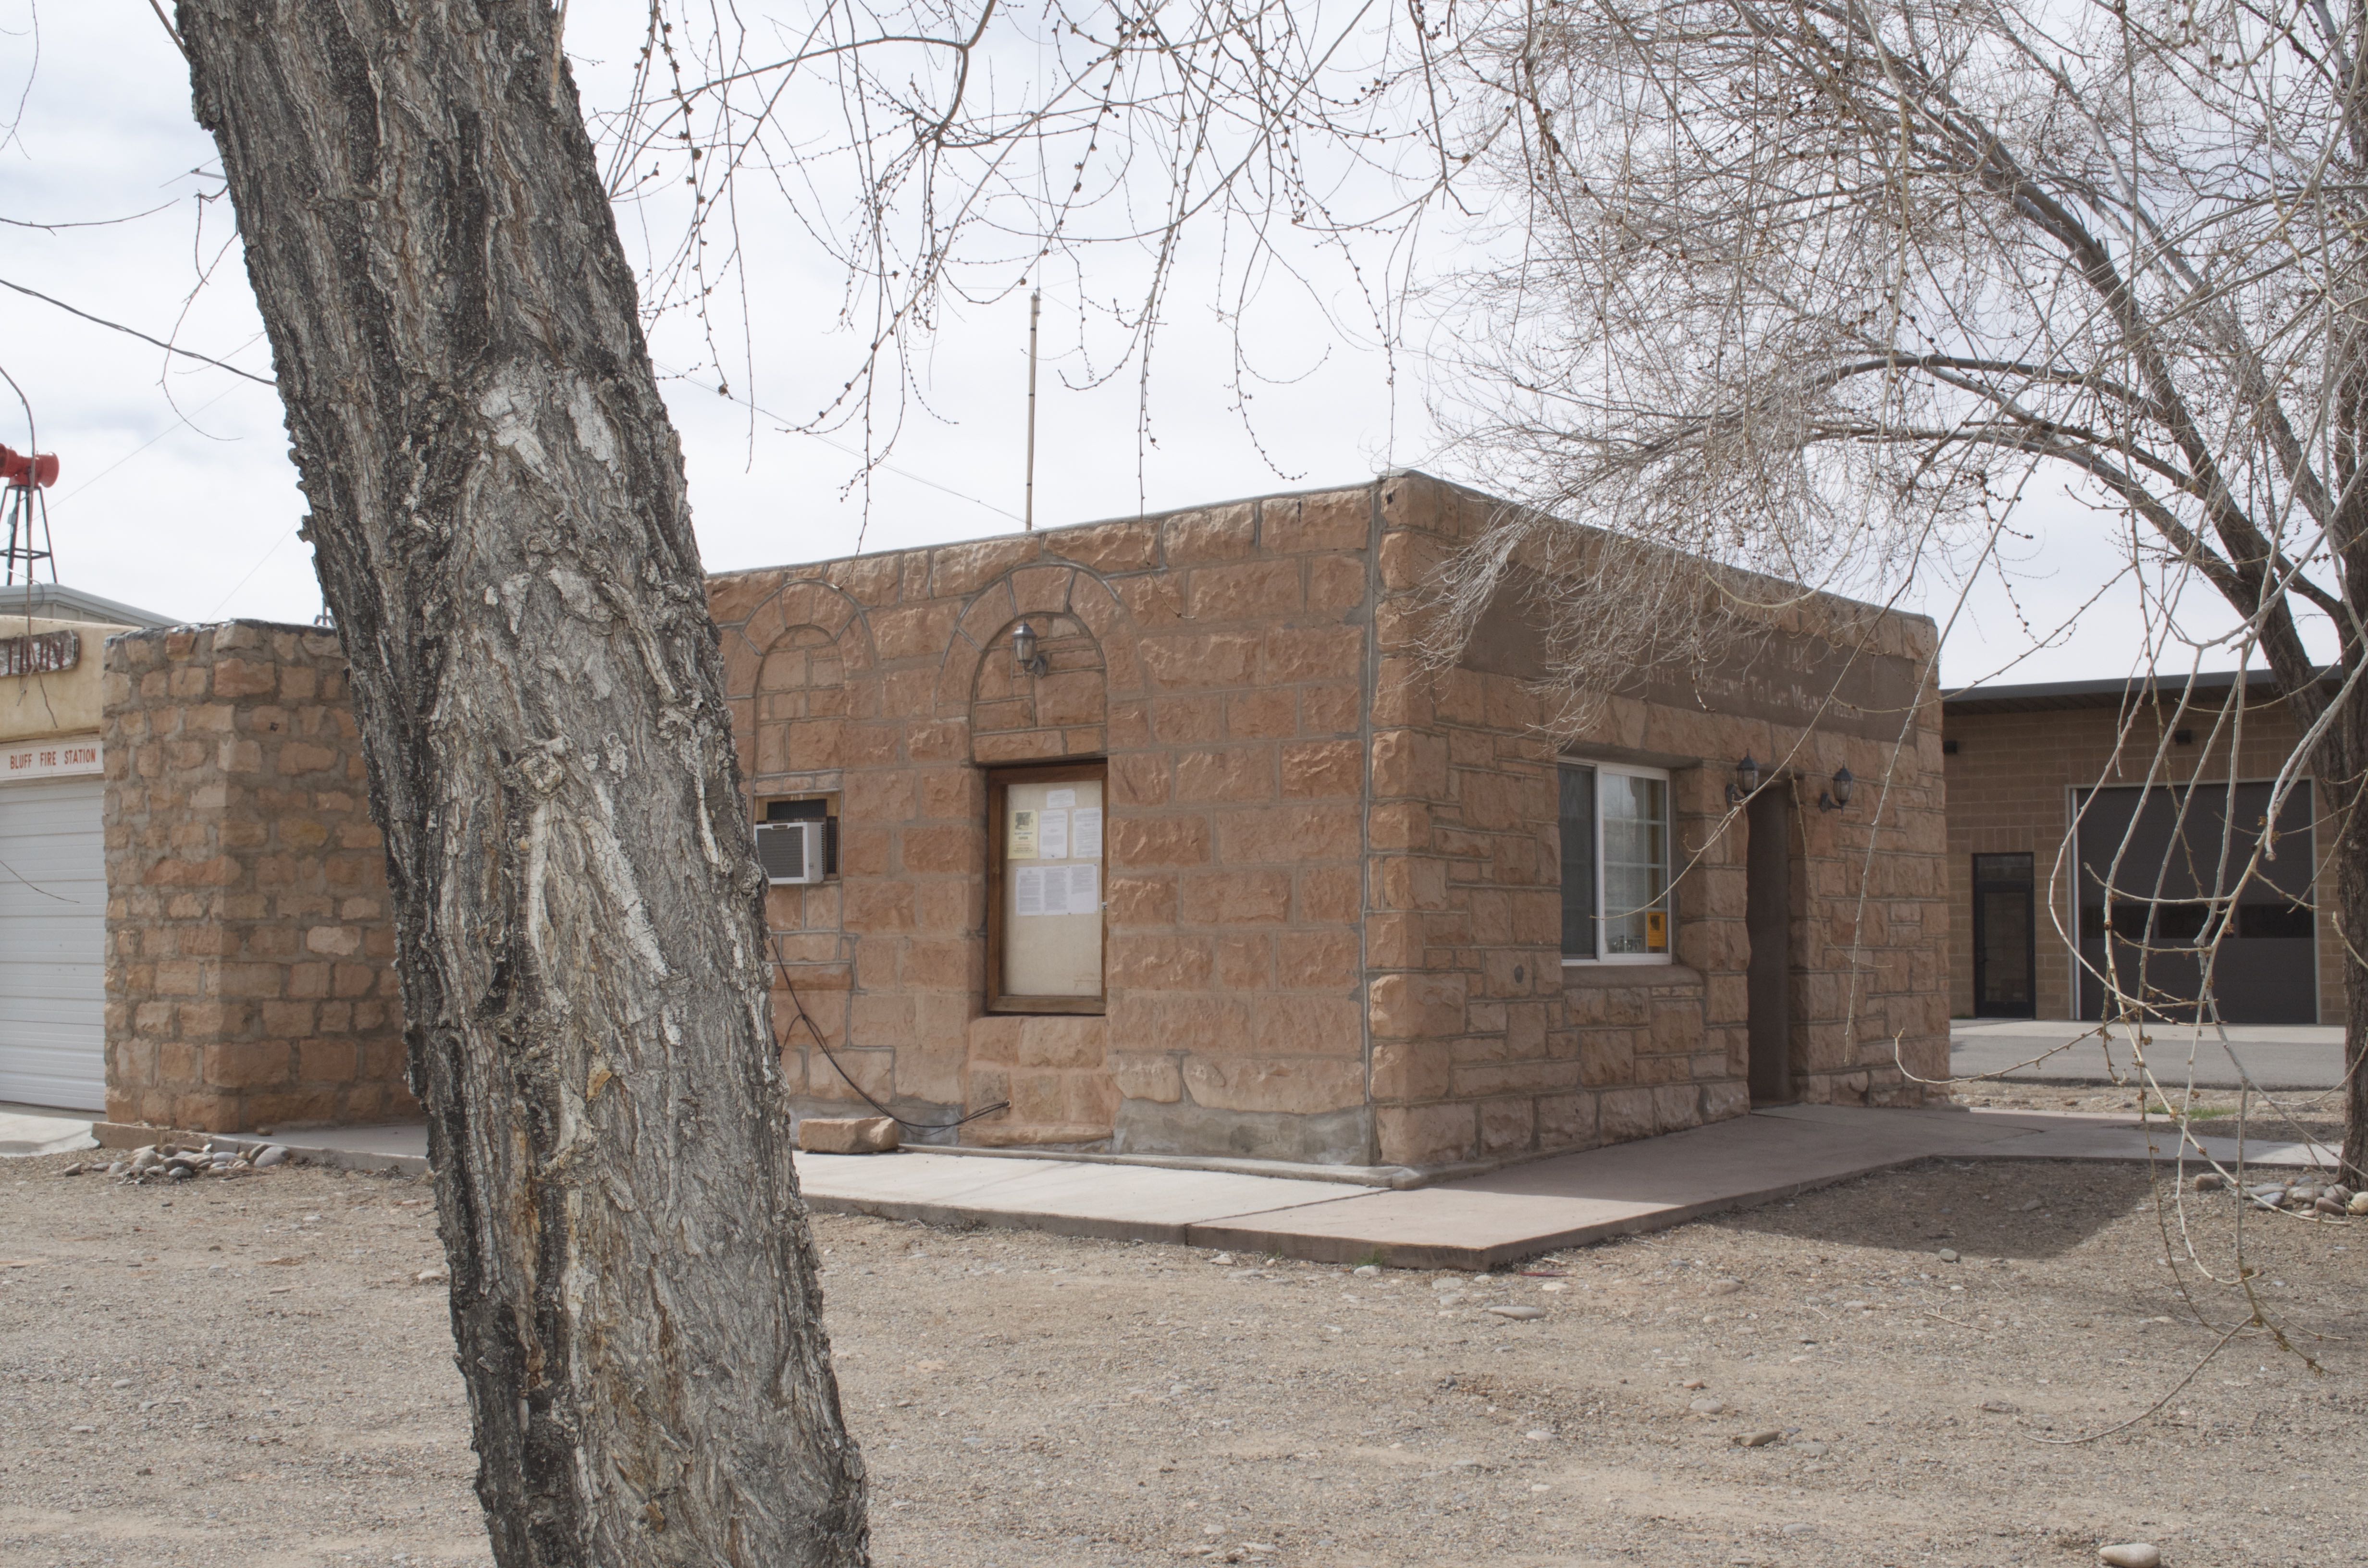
xmin=1942 ymin=672 xmax=2337 ymax=1024
xmin=101 ymin=473 xmax=1950 ymax=1167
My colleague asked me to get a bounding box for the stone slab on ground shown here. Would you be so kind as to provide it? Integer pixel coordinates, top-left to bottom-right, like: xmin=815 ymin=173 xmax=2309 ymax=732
xmin=796 ymin=1116 xmax=900 ymax=1154
xmin=1950 ymin=1018 xmax=2345 ymax=1090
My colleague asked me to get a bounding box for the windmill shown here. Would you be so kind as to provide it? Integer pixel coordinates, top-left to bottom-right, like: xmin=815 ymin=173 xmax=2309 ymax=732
xmin=0 ymin=444 xmax=59 ymax=586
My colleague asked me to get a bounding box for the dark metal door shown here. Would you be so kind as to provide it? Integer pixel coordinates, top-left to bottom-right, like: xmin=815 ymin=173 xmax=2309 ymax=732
xmin=2073 ymin=782 xmax=2317 ymax=1023
xmin=1971 ymin=853 xmax=2036 ymax=1017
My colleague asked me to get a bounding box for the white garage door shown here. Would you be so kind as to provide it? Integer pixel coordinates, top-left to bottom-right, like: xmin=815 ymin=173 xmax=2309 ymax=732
xmin=0 ymin=775 xmax=106 ymax=1111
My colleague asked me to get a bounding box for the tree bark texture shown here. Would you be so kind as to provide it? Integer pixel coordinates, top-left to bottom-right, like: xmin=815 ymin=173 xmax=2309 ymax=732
xmin=2329 ymin=708 xmax=2368 ymax=1188
xmin=2260 ymin=663 xmax=2366 ymax=1187
xmin=176 ymin=4 xmax=869 ymax=1564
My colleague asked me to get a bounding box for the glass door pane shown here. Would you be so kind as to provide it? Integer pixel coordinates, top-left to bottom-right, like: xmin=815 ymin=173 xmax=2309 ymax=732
xmin=999 ymin=774 xmax=1104 ymax=998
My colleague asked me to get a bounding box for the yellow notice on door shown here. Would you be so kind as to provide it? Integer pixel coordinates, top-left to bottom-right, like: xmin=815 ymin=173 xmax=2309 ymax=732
xmin=1644 ymin=910 xmax=1667 ymax=952
xmin=1008 ymin=808 xmax=1039 ymax=859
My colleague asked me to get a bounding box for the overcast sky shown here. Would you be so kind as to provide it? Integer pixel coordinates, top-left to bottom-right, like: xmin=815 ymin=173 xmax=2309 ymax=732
xmin=0 ymin=2 xmax=2321 ymax=692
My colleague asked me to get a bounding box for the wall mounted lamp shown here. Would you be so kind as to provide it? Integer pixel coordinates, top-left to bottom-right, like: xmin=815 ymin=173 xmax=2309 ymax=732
xmin=1726 ymin=753 xmax=1761 ymax=807
xmin=1818 ymin=766 xmax=1855 ymax=813
xmin=1011 ymin=619 xmax=1048 ymax=678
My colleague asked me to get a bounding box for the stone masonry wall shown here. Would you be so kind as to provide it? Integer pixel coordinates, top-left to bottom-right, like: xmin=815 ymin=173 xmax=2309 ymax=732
xmin=103 ymin=622 xmax=410 ymax=1132
xmin=1362 ymin=477 xmax=1950 ymax=1168
xmin=712 ymin=472 xmax=1949 ymax=1169
xmin=1942 ymin=697 xmax=2338 ymax=1022
xmin=710 ymin=489 xmax=1379 ymax=1160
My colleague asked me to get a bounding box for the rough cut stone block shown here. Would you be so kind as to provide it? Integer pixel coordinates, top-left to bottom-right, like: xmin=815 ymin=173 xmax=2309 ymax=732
xmin=797 ymin=1115 xmax=901 ymax=1154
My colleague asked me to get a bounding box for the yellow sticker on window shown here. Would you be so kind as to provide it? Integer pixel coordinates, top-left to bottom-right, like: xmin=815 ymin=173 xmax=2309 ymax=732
xmin=1644 ymin=910 xmax=1667 ymax=951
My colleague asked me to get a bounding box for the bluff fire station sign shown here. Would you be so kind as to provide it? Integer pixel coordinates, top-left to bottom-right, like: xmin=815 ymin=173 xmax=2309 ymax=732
xmin=2 ymin=735 xmax=101 ymax=780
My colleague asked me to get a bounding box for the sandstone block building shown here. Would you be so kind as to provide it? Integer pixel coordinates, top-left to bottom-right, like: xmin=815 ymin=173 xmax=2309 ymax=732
xmin=98 ymin=473 xmax=1948 ymax=1167
xmin=101 ymin=622 xmax=412 ymax=1130
xmin=715 ymin=472 xmax=1948 ymax=1167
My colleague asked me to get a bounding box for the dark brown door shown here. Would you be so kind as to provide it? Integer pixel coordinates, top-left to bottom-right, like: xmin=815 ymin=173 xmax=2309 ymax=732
xmin=1746 ymin=787 xmax=1794 ymax=1104
xmin=1971 ymin=853 xmax=2035 ymax=1017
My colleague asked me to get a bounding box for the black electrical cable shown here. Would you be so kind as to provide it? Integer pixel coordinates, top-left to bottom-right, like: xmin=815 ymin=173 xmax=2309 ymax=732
xmin=766 ymin=929 xmax=1011 ymax=1133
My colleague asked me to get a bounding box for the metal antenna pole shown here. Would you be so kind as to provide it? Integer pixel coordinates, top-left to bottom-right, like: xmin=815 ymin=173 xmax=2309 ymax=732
xmin=1024 ymin=283 xmax=1041 ymax=531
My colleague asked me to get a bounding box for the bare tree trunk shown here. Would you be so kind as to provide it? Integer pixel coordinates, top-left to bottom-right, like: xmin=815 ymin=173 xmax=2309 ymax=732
xmin=175 ymin=3 xmax=868 ymax=1563
xmin=2330 ymin=711 xmax=2368 ymax=1186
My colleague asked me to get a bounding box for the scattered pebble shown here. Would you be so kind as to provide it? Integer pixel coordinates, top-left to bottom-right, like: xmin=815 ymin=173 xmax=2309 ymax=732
xmin=1689 ymin=1397 xmax=1727 ymax=1415
xmin=1936 ymin=1249 xmax=1960 ymax=1263
xmin=1486 ymin=1305 xmax=1545 ymax=1321
xmin=2192 ymin=1172 xmax=2224 ymax=1192
xmin=1351 ymin=1265 xmax=1379 ymax=1278
xmin=2097 ymin=1544 xmax=2160 ymax=1568
xmin=1735 ymin=1430 xmax=1782 ymax=1448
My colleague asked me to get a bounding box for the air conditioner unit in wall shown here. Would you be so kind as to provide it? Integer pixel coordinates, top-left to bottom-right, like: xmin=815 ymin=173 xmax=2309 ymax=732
xmin=755 ymin=820 xmax=827 ymax=885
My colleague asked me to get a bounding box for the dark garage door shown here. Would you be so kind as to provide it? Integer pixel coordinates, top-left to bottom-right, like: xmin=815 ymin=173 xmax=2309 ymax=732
xmin=2074 ymin=782 xmax=2317 ymax=1024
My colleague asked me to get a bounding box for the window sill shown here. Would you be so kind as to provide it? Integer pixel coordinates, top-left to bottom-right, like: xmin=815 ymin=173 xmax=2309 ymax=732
xmin=1559 ymin=961 xmax=1703 ymax=990
xmin=985 ymin=997 xmax=1107 ymax=1016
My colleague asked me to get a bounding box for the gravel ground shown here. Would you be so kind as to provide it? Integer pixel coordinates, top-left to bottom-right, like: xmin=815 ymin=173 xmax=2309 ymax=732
xmin=3 ymin=1148 xmax=2360 ymax=1568
xmin=1945 ymin=1079 xmax=2350 ymax=1149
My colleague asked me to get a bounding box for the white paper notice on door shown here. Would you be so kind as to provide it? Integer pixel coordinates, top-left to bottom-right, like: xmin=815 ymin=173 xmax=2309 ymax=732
xmin=1037 ymin=808 xmax=1069 ymax=861
xmin=1072 ymin=807 xmax=1102 ymax=860
xmin=1013 ymin=865 xmax=1047 ymax=917
xmin=1045 ymin=787 xmax=1078 ymax=808
xmin=1067 ymin=863 xmax=1098 ymax=911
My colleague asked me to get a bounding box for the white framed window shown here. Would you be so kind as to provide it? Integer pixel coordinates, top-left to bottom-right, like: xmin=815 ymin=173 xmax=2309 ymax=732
xmin=1560 ymin=760 xmax=1673 ymax=964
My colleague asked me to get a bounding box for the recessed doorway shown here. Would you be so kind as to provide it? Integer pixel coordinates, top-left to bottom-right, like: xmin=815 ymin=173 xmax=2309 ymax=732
xmin=1745 ymin=785 xmax=1796 ymax=1104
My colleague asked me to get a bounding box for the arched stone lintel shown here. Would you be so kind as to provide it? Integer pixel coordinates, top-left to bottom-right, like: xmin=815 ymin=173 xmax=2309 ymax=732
xmin=935 ymin=564 xmax=1137 ymax=719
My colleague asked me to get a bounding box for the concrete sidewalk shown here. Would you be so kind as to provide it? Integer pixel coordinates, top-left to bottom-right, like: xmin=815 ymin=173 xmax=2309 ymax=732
xmin=69 ymin=1102 xmax=2334 ymax=1270
xmin=796 ymin=1102 xmax=2336 ymax=1269
xmin=0 ymin=1107 xmax=99 ymax=1158
xmin=1950 ymin=1018 xmax=2347 ymax=1090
